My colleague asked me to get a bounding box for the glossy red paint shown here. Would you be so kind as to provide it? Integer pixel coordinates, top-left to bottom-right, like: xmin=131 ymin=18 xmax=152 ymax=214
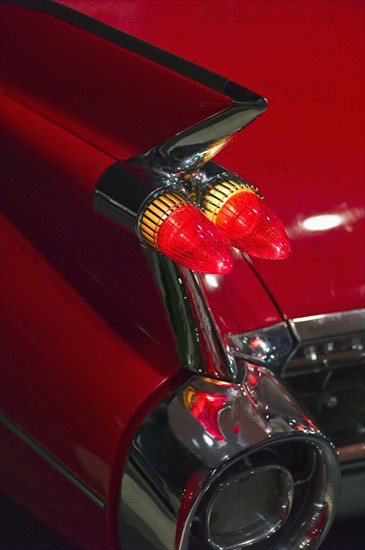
xmin=0 ymin=1 xmax=364 ymax=548
xmin=0 ymin=93 xmax=115 ymax=200
xmin=197 ymin=254 xmax=282 ymax=335
xmin=1 ymin=3 xmax=230 ymax=170
xmin=0 ymin=421 xmax=108 ymax=550
xmin=0 ymin=5 xmax=236 ymax=546
xmin=0 ymin=1 xmax=285 ymax=339
xmin=0 ymin=142 xmax=189 ymax=547
xmin=56 ymin=0 xmax=365 ymax=319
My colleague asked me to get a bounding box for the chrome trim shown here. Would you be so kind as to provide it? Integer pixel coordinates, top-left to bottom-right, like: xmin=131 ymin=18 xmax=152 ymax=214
xmin=225 ymin=321 xmax=295 ymax=371
xmin=143 ymin=250 xmax=202 ymax=373
xmin=0 ymin=411 xmax=106 ymax=510
xmin=290 ymin=309 xmax=365 ymax=341
xmin=119 ymin=367 xmax=340 ymax=550
xmin=144 ymin=249 xmax=241 ymax=382
xmin=180 ymin=268 xmax=240 ymax=381
xmin=204 ymin=464 xmax=294 ymax=549
xmin=286 ymin=308 xmax=365 ymax=374
xmin=222 ymin=309 xmax=365 ymax=378
xmin=156 ymin=98 xmax=266 ymax=174
xmin=93 ymin=159 xmax=166 ymax=236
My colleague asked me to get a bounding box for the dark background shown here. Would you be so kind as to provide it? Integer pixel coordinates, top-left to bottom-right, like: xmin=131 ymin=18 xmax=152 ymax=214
xmin=0 ymin=493 xmax=363 ymax=550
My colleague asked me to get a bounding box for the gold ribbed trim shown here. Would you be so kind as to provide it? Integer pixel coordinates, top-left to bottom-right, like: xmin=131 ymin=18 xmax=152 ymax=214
xmin=139 ymin=191 xmax=187 ymax=248
xmin=201 ymin=180 xmax=256 ymax=223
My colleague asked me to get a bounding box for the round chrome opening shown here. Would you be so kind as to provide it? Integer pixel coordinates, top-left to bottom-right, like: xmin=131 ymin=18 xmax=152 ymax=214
xmin=206 ymin=465 xmax=293 ymax=549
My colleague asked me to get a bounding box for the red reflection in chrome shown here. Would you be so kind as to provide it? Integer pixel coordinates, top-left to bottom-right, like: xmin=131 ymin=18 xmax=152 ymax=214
xmin=184 ymin=387 xmax=227 ymax=440
xmin=216 ymin=191 xmax=291 ymax=260
xmin=307 ymin=504 xmax=329 ymax=542
xmin=232 ymin=422 xmax=240 ymax=435
xmin=157 ymin=205 xmax=233 ymax=273
xmin=246 ymin=365 xmax=260 ymax=386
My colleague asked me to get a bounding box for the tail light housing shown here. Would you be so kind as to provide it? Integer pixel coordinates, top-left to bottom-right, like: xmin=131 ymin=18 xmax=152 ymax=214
xmin=139 ymin=190 xmax=233 ymax=273
xmin=94 ymin=161 xmax=233 ymax=273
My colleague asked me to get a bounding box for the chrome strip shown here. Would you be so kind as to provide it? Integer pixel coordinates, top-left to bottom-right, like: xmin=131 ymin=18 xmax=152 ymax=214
xmin=144 ymin=248 xmax=241 ymax=382
xmin=181 ymin=269 xmax=240 ymax=381
xmin=0 ymin=411 xmax=106 ymax=510
xmin=144 ymin=250 xmax=202 ymax=373
xmin=156 ymin=99 xmax=266 ymax=174
xmin=225 ymin=321 xmax=295 ymax=371
xmin=285 ymin=308 xmax=365 ymax=374
xmin=290 ymin=309 xmax=365 ymax=341
xmin=223 ymin=309 xmax=365 ymax=378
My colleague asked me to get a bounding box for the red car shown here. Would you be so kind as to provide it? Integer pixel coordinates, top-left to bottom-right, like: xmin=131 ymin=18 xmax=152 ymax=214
xmin=1 ymin=1 xmax=364 ymax=549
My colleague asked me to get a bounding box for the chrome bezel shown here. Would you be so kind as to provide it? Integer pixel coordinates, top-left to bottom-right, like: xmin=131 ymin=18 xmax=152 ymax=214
xmin=286 ymin=308 xmax=365 ymax=375
xmin=204 ymin=464 xmax=294 ymax=549
xmin=118 ymin=368 xmax=340 ymax=550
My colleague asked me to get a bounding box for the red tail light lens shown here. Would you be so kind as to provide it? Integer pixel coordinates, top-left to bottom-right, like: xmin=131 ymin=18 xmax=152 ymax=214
xmin=139 ymin=191 xmax=233 ymax=273
xmin=202 ymin=181 xmax=290 ymax=260
xmin=217 ymin=190 xmax=290 ymax=259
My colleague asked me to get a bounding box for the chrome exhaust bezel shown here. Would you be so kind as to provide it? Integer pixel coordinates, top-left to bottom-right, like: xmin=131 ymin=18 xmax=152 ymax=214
xmin=118 ymin=368 xmax=340 ymax=550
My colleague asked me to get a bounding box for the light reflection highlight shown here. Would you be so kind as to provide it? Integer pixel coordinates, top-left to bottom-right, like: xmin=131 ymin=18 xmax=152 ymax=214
xmin=287 ymin=206 xmax=365 ymax=238
xmin=301 ymin=214 xmax=343 ymax=232
xmin=204 ymin=274 xmax=219 ymax=289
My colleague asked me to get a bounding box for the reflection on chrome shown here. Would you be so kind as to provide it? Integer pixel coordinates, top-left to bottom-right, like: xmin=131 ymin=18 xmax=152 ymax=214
xmin=225 ymin=322 xmax=295 ymax=372
xmin=156 ymin=95 xmax=267 ymax=175
xmin=119 ymin=365 xmax=339 ymax=550
xmin=287 ymin=309 xmax=365 ymax=374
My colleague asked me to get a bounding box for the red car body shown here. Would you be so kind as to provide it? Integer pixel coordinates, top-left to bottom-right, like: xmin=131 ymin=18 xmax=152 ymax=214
xmin=0 ymin=1 xmax=364 ymax=549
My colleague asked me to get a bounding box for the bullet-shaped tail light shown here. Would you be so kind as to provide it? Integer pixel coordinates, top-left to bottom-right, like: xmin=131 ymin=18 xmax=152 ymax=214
xmin=94 ymin=161 xmax=233 ymax=274
xmin=201 ymin=180 xmax=290 ymax=260
xmin=139 ymin=190 xmax=233 ymax=273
